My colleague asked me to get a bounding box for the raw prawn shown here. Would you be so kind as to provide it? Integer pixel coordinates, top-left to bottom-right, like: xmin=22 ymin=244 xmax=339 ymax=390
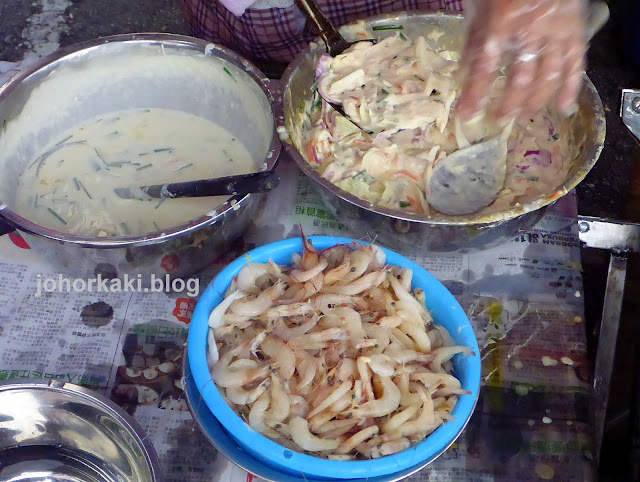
xmin=207 ymin=241 xmax=470 ymax=459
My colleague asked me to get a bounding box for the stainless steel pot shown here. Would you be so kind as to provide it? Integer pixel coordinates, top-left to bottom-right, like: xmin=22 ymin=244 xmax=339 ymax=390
xmin=279 ymin=12 xmax=606 ymax=252
xmin=0 ymin=379 xmax=162 ymax=481
xmin=0 ymin=34 xmax=281 ymax=279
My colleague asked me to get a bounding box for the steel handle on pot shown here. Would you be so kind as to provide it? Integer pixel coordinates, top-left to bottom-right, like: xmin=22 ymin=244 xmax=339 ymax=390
xmin=294 ymin=0 xmax=351 ymax=56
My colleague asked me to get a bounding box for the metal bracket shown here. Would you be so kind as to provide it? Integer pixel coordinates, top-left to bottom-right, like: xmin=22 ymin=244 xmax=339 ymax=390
xmin=578 ymin=216 xmax=640 ymax=252
xmin=621 ymin=89 xmax=640 ymax=142
xmin=577 ymin=215 xmax=639 ymax=464
xmin=593 ymin=252 xmax=628 ymax=463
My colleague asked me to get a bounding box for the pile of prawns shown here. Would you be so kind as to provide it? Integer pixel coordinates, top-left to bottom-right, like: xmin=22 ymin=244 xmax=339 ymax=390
xmin=207 ymin=236 xmax=473 ymax=459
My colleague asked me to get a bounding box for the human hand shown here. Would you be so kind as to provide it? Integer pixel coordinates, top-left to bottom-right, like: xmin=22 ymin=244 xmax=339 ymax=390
xmin=456 ymin=0 xmax=587 ymax=121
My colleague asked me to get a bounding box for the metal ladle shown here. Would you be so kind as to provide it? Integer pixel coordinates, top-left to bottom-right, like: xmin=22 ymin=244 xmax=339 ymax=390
xmin=428 ymin=120 xmax=514 ymax=216
xmin=294 ymin=0 xmax=373 ymax=134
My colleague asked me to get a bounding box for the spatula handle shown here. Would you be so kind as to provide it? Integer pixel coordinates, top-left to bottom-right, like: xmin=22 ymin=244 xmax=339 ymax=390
xmin=294 ymin=0 xmax=350 ymax=56
xmin=142 ymin=170 xmax=280 ymax=198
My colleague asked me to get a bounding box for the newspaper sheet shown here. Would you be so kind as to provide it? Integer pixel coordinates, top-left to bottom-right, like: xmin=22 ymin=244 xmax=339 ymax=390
xmin=0 ymin=156 xmax=592 ymax=481
xmin=0 ymin=64 xmax=592 ymax=481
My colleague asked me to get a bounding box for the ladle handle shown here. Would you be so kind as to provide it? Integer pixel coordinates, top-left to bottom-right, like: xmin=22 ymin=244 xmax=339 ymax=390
xmin=294 ymin=0 xmax=350 ymax=56
xmin=0 ymin=219 xmax=15 ymax=237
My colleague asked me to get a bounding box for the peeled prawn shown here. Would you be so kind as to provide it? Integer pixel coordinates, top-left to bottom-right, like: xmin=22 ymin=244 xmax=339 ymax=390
xmin=398 ymin=268 xmax=413 ymax=292
xmin=370 ymin=437 xmax=411 ymax=458
xmin=299 ymin=273 xmax=324 ymax=299
xmin=208 ymin=290 xmax=244 ymax=329
xmin=289 ymin=394 xmax=309 ymax=418
xmin=312 ymin=294 xmax=355 ymax=314
xmin=288 ymin=327 xmax=347 ymax=350
xmin=394 ymin=390 xmax=438 ymax=437
xmin=261 ymin=335 xmax=296 ymax=380
xmin=294 ymin=350 xmax=316 ymax=393
xmin=214 ymin=320 xmax=252 ymax=338
xmin=229 ymin=281 xmax=284 ymax=317
xmin=324 ymin=271 xmax=386 ymax=296
xmin=309 ymin=379 xmax=353 ymax=418
xmin=397 ymin=313 xmax=432 ymax=352
xmin=227 ymin=378 xmax=270 ymax=405
xmin=324 ymin=261 xmax=351 ymax=285
xmin=337 ymin=425 xmax=379 ymax=455
xmin=329 ymin=393 xmax=352 ymax=413
xmin=249 ymin=392 xmax=281 ymax=439
xmin=289 ymin=417 xmax=341 ymax=451
xmin=351 ymin=375 xmax=401 ymax=418
xmin=364 ymin=244 xmax=386 ymax=270
xmin=265 ymin=374 xmax=290 ymax=425
xmin=339 ymin=250 xmax=372 ymax=284
xmin=429 ymin=346 xmax=474 ymax=373
xmin=265 ymin=302 xmax=314 ymax=319
xmin=376 ymin=314 xmax=403 ymax=329
xmin=383 ymin=403 xmax=421 ymax=432
xmin=332 ymin=307 xmax=367 ymax=339
xmin=389 ymin=276 xmax=431 ymax=323
xmin=272 ymin=316 xmax=317 ymax=341
xmin=291 ymin=256 xmax=328 ymax=282
xmin=211 ymin=345 xmax=270 ymax=388
xmin=316 ymin=419 xmax=358 ymax=437
xmin=237 ymin=262 xmax=277 ymax=291
xmin=308 ymin=409 xmax=336 ymax=432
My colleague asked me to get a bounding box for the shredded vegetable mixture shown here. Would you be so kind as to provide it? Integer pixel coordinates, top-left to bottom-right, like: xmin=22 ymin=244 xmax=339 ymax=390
xmin=207 ymin=237 xmax=473 ymax=459
xmin=306 ymin=30 xmax=573 ymax=216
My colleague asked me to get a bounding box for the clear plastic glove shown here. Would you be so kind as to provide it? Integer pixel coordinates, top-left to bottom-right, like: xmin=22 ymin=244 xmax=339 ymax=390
xmin=456 ymin=0 xmax=587 ymax=121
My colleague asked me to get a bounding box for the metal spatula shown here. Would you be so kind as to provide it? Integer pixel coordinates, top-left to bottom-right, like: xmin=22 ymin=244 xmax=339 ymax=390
xmin=427 ymin=121 xmax=514 ymax=216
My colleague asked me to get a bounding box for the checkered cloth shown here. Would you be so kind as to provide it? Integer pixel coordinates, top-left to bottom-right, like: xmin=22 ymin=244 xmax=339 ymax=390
xmin=179 ymin=0 xmax=464 ymax=77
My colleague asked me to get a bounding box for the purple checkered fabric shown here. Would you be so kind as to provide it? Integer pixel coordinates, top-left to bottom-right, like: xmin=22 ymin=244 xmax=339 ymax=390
xmin=179 ymin=0 xmax=463 ymax=77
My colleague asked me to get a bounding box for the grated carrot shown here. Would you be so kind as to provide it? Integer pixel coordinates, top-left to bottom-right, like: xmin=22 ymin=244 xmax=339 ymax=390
xmin=395 ymin=170 xmax=420 ymax=182
xmin=407 ymin=196 xmax=422 ymax=212
xmin=307 ymin=140 xmax=319 ymax=164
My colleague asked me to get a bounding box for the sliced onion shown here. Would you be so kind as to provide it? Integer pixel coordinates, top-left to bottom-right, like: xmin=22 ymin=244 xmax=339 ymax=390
xmin=317 ymin=75 xmax=342 ymax=104
xmin=373 ymin=130 xmax=392 ymax=145
xmin=316 ymin=54 xmax=333 ymax=78
xmin=524 ymin=149 xmax=552 ymax=166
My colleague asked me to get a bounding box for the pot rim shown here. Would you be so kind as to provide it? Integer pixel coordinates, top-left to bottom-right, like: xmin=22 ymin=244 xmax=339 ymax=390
xmin=0 ymin=33 xmax=282 ymax=248
xmin=278 ymin=11 xmax=606 ymax=226
xmin=0 ymin=378 xmax=163 ymax=481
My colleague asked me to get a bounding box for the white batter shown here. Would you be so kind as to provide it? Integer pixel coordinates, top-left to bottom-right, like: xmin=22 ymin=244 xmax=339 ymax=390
xmin=15 ymin=108 xmax=257 ymax=237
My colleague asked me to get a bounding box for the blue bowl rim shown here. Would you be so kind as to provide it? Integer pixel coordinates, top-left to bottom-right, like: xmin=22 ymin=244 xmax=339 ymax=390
xmin=188 ymin=236 xmax=481 ymax=479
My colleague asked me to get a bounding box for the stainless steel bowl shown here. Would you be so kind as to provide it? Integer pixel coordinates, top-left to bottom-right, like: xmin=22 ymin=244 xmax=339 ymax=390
xmin=0 ymin=34 xmax=281 ymax=279
xmin=279 ymin=12 xmax=606 ymax=252
xmin=0 ymin=379 xmax=162 ymax=481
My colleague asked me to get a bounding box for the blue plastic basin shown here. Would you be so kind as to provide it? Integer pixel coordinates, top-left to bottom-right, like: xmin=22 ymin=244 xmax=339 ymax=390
xmin=188 ymin=237 xmax=481 ymax=480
